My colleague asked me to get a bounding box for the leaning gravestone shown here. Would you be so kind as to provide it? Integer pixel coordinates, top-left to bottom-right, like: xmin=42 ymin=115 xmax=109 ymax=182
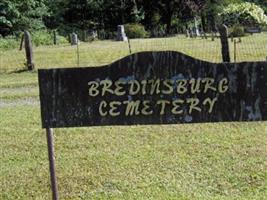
xmin=116 ymin=25 xmax=128 ymax=41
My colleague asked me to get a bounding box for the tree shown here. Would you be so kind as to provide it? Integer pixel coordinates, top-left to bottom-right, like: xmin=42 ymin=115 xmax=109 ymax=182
xmin=0 ymin=0 xmax=49 ymax=36
xmin=219 ymin=2 xmax=267 ymax=27
xmin=0 ymin=0 xmax=20 ymax=36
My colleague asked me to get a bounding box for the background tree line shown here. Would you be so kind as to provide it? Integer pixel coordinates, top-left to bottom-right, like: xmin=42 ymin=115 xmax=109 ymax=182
xmin=0 ymin=0 xmax=266 ymax=38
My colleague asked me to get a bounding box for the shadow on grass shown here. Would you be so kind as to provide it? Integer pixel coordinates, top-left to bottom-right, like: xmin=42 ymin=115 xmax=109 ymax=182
xmin=8 ymin=68 xmax=37 ymax=74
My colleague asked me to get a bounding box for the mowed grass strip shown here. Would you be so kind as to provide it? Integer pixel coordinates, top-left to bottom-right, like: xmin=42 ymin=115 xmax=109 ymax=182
xmin=0 ymin=105 xmax=267 ymax=200
xmin=0 ymin=33 xmax=267 ymax=72
xmin=0 ymin=72 xmax=39 ymax=102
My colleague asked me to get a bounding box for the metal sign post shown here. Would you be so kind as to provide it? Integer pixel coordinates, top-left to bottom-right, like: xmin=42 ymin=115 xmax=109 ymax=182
xmin=46 ymin=128 xmax=59 ymax=200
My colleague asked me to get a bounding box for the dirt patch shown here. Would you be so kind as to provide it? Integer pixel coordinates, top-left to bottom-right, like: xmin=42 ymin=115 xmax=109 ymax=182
xmin=0 ymin=97 xmax=39 ymax=107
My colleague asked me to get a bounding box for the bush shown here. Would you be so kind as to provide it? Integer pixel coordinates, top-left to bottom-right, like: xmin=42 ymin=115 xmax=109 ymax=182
xmin=219 ymin=3 xmax=267 ymax=26
xmin=0 ymin=36 xmax=19 ymax=50
xmin=32 ymin=31 xmax=68 ymax=46
xmin=229 ymin=25 xmax=245 ymax=37
xmin=124 ymin=23 xmax=149 ymax=39
xmin=0 ymin=31 xmax=68 ymax=50
xmin=56 ymin=35 xmax=69 ymax=44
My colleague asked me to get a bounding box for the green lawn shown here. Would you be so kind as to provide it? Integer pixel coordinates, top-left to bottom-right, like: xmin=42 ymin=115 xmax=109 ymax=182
xmin=0 ymin=33 xmax=267 ymax=72
xmin=0 ymin=35 xmax=267 ymax=199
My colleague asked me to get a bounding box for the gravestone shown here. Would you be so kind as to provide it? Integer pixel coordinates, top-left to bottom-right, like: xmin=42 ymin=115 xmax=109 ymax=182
xmin=71 ymin=33 xmax=78 ymax=45
xmin=116 ymin=25 xmax=128 ymax=41
xmin=92 ymin=30 xmax=98 ymax=39
xmin=193 ymin=17 xmax=200 ymax=37
xmin=189 ymin=28 xmax=194 ymax=38
xmin=185 ymin=29 xmax=190 ymax=38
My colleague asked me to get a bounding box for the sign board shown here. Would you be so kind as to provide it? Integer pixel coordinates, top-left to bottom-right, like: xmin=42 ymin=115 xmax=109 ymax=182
xmin=38 ymin=51 xmax=267 ymax=128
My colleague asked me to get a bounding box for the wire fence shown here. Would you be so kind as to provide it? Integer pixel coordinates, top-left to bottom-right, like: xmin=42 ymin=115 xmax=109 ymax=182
xmin=0 ymin=32 xmax=267 ymax=73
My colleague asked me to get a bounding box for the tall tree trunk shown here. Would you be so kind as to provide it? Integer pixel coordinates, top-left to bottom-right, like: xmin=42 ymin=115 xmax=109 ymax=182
xmin=166 ymin=15 xmax=172 ymax=35
xmin=165 ymin=3 xmax=173 ymax=35
xmin=201 ymin=13 xmax=207 ymax=32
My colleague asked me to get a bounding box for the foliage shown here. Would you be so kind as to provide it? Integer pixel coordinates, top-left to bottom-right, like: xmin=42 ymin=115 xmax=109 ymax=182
xmin=32 ymin=31 xmax=68 ymax=46
xmin=0 ymin=0 xmax=267 ymax=39
xmin=0 ymin=0 xmax=20 ymax=36
xmin=229 ymin=24 xmax=245 ymax=37
xmin=124 ymin=23 xmax=149 ymax=38
xmin=0 ymin=36 xmax=19 ymax=50
xmin=0 ymin=31 xmax=68 ymax=50
xmin=219 ymin=2 xmax=267 ymax=26
xmin=0 ymin=0 xmax=50 ymax=36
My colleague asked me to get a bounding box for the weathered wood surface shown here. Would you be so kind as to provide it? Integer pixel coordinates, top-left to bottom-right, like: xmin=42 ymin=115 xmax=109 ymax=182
xmin=24 ymin=31 xmax=35 ymax=70
xmin=219 ymin=25 xmax=230 ymax=63
xmin=38 ymin=51 xmax=267 ymax=128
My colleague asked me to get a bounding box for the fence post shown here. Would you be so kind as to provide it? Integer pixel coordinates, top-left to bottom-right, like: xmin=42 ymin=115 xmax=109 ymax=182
xmin=219 ymin=25 xmax=230 ymax=63
xmin=53 ymin=30 xmax=57 ymax=45
xmin=24 ymin=31 xmax=35 ymax=70
xmin=19 ymin=34 xmax=25 ymax=51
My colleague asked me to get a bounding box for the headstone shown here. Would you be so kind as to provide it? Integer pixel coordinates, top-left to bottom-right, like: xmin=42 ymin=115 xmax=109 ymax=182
xmin=71 ymin=33 xmax=78 ymax=45
xmin=189 ymin=28 xmax=194 ymax=38
xmin=116 ymin=25 xmax=128 ymax=41
xmin=92 ymin=30 xmax=98 ymax=39
xmin=193 ymin=17 xmax=200 ymax=37
xmin=186 ymin=29 xmax=190 ymax=38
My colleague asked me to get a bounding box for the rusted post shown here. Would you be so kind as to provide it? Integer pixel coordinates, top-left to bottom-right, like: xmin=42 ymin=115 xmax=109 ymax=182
xmin=127 ymin=38 xmax=132 ymax=54
xmin=19 ymin=34 xmax=25 ymax=51
xmin=24 ymin=31 xmax=35 ymax=70
xmin=46 ymin=128 xmax=59 ymax=200
xmin=234 ymin=39 xmax=237 ymax=63
xmin=219 ymin=25 xmax=230 ymax=63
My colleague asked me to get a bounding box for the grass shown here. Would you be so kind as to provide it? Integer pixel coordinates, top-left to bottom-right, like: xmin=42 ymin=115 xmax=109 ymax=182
xmin=0 ymin=33 xmax=267 ymax=72
xmin=0 ymin=103 xmax=266 ymax=199
xmin=0 ymin=35 xmax=267 ymax=199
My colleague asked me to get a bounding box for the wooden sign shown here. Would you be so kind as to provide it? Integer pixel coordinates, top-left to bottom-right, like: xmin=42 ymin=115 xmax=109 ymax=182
xmin=38 ymin=51 xmax=267 ymax=128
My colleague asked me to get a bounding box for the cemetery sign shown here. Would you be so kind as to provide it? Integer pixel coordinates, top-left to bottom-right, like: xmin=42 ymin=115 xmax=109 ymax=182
xmin=38 ymin=51 xmax=267 ymax=128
